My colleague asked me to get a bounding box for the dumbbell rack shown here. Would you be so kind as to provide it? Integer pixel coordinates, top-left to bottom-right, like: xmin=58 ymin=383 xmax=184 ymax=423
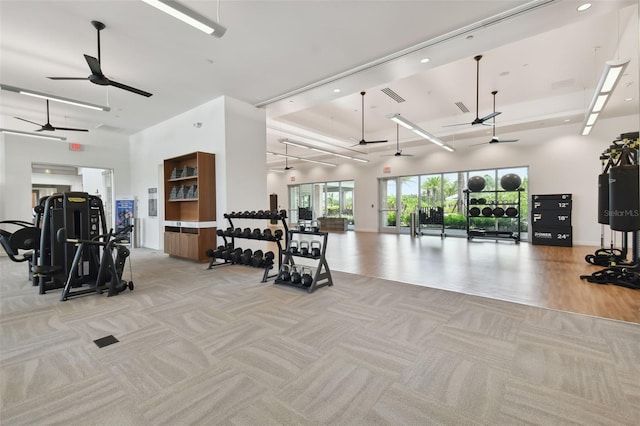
xmin=464 ymin=189 xmax=522 ymax=243
xmin=274 ymin=229 xmax=333 ymax=293
xmin=207 ymin=211 xmax=288 ymax=282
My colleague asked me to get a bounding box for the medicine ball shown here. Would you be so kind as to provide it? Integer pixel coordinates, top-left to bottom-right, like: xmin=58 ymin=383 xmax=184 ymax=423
xmin=493 ymin=207 xmax=505 ymax=217
xmin=467 ymin=176 xmax=486 ymax=192
xmin=469 ymin=207 xmax=481 ymax=217
xmin=482 ymin=207 xmax=493 ymax=217
xmin=505 ymin=207 xmax=518 ymax=217
xmin=500 ymin=173 xmax=522 ymax=191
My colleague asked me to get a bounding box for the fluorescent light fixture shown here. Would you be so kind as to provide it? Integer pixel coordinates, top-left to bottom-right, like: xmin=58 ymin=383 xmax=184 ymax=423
xmin=581 ymin=58 xmax=630 ymax=136
xmin=141 ymin=0 xmax=227 ymax=37
xmin=0 ymin=128 xmax=67 ymax=141
xmin=279 ymin=138 xmax=369 ymax=163
xmin=268 ymin=151 xmax=337 ymax=167
xmin=386 ymin=113 xmax=454 ymax=151
xmin=1 ymin=84 xmax=110 ymax=111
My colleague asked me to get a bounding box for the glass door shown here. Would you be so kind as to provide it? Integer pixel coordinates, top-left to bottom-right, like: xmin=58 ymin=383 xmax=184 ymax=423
xmin=379 ymin=178 xmax=397 ymax=232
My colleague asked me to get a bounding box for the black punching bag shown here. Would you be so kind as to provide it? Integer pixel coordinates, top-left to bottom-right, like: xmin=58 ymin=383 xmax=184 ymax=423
xmin=598 ymin=173 xmax=609 ymax=224
xmin=609 ymin=164 xmax=640 ymax=231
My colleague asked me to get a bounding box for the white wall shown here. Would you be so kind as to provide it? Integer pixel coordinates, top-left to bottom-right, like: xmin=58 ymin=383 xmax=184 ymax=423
xmin=0 ymin=133 xmax=130 ymax=222
xmin=267 ymin=114 xmax=639 ymax=246
xmin=129 ymin=96 xmax=266 ymax=250
xmin=32 ymin=172 xmax=83 ymax=191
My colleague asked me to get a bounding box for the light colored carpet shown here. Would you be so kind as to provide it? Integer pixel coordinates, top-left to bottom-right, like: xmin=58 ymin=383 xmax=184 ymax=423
xmin=1 ymin=249 xmax=639 ymax=425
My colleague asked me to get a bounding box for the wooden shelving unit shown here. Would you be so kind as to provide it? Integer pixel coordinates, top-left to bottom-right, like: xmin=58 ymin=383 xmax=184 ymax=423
xmin=163 ymin=151 xmax=216 ymax=261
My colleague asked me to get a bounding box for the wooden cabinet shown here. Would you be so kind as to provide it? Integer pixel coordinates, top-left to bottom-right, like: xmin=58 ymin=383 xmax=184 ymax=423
xmin=163 ymin=152 xmax=216 ymax=261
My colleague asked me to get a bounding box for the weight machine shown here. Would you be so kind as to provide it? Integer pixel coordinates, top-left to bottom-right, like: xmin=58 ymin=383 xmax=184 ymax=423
xmin=581 ymin=132 xmax=639 ymax=289
xmin=30 ymin=191 xmax=134 ymax=299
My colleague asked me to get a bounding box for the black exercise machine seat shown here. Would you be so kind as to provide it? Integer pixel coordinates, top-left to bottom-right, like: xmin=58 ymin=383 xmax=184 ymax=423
xmin=0 ymin=221 xmax=40 ymax=262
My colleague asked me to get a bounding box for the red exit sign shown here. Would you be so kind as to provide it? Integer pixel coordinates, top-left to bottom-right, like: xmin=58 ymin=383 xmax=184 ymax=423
xmin=69 ymin=143 xmax=82 ymax=151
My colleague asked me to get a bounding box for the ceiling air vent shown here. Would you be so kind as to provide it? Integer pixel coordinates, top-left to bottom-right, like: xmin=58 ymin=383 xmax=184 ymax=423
xmin=381 ymin=87 xmax=405 ymax=103
xmin=455 ymin=102 xmax=470 ymax=113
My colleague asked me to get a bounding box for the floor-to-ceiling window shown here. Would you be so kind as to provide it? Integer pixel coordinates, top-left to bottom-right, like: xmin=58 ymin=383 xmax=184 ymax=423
xmin=379 ymin=166 xmax=528 ymax=239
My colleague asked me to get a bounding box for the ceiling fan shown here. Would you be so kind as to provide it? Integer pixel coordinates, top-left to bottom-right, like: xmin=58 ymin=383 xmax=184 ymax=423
xmin=14 ymin=100 xmax=88 ymax=132
xmin=48 ymin=20 xmax=153 ymax=97
xmin=353 ymin=91 xmax=387 ymax=146
xmin=472 ymin=91 xmax=519 ymax=146
xmin=382 ymin=124 xmax=412 ymax=157
xmin=444 ymin=55 xmax=500 ymax=127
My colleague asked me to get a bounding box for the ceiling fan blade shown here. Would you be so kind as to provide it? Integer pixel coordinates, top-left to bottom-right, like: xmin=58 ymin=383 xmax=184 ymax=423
xmin=364 ymin=140 xmax=388 ymax=144
xmin=480 ymin=111 xmax=501 ymax=122
xmin=470 ymin=141 xmax=489 ymax=147
xmin=84 ymin=54 xmax=103 ymax=76
xmin=35 ymin=128 xmax=46 ymax=132
xmin=108 ymin=79 xmax=153 ymax=97
xmin=15 ymin=117 xmax=42 ymax=126
xmin=53 ymin=126 xmax=89 ymax=132
xmin=442 ymin=122 xmax=470 ymax=128
xmin=499 ymin=139 xmax=519 ymax=143
xmin=47 ymin=77 xmax=89 ymax=80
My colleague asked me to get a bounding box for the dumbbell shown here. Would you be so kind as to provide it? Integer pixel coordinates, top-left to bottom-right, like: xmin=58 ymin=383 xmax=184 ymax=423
xmin=225 ymin=227 xmax=234 ymax=236
xmin=278 ymin=265 xmax=291 ymax=282
xmin=269 ymin=210 xmax=279 ymax=220
xmin=252 ymin=228 xmax=262 ymax=239
xmin=310 ymin=221 xmax=320 ymax=232
xmin=310 ymin=241 xmax=321 ymax=257
xmin=256 ymin=210 xmax=265 ymax=219
xmin=206 ymin=246 xmax=223 ymax=258
xmin=262 ymin=228 xmax=273 ymax=240
xmin=279 ymin=209 xmax=287 ymax=218
xmin=240 ymin=249 xmax=253 ymax=265
xmin=299 ymin=240 xmax=310 ymax=256
xmin=289 ymin=240 xmax=299 ymax=254
xmin=482 ymin=207 xmax=493 ymax=217
xmin=290 ymin=266 xmax=302 ymax=284
xmin=493 ymin=207 xmax=505 ymax=217
xmin=264 ymin=251 xmax=275 ymax=266
xmin=274 ymin=229 xmax=283 ymax=240
xmin=249 ymin=211 xmax=256 ymax=218
xmin=223 ymin=213 xmax=230 ymax=219
xmin=230 ymin=248 xmax=244 ymax=263
xmin=469 ymin=198 xmax=478 ymax=205
xmin=216 ymin=229 xmax=225 ymax=237
xmin=251 ymin=250 xmax=264 ymax=267
xmin=233 ymin=228 xmax=243 ymax=237
xmin=301 ymin=267 xmax=313 ymax=287
xmin=242 ymin=227 xmax=252 ymax=238
xmin=477 ymin=198 xmax=487 ymax=205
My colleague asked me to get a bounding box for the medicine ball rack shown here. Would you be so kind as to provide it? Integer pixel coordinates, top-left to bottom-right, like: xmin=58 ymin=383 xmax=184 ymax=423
xmin=206 ymin=210 xmax=288 ymax=283
xmin=464 ymin=188 xmax=522 ymax=243
xmin=274 ymin=229 xmax=333 ymax=293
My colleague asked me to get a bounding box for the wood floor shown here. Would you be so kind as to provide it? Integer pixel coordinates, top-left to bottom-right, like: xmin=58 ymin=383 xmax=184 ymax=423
xmin=322 ymin=232 xmax=640 ymax=323
xmin=0 ymin=233 xmax=639 ymax=425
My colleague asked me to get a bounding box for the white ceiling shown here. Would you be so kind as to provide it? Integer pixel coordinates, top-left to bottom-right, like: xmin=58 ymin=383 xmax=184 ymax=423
xmin=1 ymin=1 xmax=638 ymax=169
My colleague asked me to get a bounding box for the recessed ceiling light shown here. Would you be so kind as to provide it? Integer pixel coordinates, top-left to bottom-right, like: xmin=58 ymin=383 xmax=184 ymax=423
xmin=564 ymin=119 xmax=571 ymax=122
xmin=625 ymin=97 xmax=633 ymax=101
xmin=577 ymin=3 xmax=591 ymax=12
xmin=420 ymin=58 xmax=430 ymax=64
xmin=333 ymin=88 xmax=341 ymax=93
